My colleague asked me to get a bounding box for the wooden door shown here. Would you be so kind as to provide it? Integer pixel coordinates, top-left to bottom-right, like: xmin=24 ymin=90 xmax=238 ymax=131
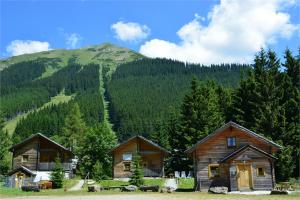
xmin=237 ymin=164 xmax=252 ymax=189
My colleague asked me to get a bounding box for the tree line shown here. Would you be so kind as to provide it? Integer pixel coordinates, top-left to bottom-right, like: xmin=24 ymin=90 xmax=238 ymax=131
xmin=149 ymin=49 xmax=299 ymax=180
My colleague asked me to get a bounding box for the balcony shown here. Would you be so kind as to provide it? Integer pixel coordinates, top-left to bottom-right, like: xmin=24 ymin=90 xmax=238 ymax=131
xmin=38 ymin=162 xmax=72 ymax=171
xmin=143 ymin=168 xmax=162 ymax=177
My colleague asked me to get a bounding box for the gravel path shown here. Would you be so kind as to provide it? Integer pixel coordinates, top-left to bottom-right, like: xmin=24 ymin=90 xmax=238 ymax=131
xmin=68 ymin=180 xmax=84 ymax=191
xmin=1 ymin=194 xmax=184 ymax=200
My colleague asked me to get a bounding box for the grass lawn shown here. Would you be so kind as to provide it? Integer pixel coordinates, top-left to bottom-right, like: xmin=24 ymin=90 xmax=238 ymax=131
xmin=1 ymin=178 xmax=300 ymax=199
xmin=98 ymin=178 xmax=164 ymax=187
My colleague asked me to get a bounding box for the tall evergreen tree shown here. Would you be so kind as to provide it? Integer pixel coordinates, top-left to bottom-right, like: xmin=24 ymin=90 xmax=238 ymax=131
xmin=232 ymin=48 xmax=299 ymax=178
xmin=0 ymin=113 xmax=11 ymax=175
xmin=180 ymin=78 xmax=224 ymax=148
xmin=62 ymin=103 xmax=87 ymax=152
xmin=150 ymin=120 xmax=170 ymax=150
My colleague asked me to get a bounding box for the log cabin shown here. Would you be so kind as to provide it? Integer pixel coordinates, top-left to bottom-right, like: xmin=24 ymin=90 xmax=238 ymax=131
xmin=185 ymin=121 xmax=281 ymax=192
xmin=7 ymin=133 xmax=74 ymax=188
xmin=110 ymin=135 xmax=170 ymax=178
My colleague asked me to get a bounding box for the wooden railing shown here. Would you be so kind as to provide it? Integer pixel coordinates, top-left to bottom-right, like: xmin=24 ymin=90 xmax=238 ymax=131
xmin=38 ymin=162 xmax=72 ymax=171
xmin=143 ymin=168 xmax=162 ymax=177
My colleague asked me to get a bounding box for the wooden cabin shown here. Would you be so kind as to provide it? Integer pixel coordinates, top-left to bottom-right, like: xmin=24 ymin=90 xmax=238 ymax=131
xmin=7 ymin=133 xmax=74 ymax=188
xmin=111 ymin=135 xmax=170 ymax=178
xmin=186 ymin=121 xmax=281 ymax=191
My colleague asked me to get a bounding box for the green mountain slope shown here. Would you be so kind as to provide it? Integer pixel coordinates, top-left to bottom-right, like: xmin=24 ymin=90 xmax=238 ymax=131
xmin=0 ymin=43 xmax=250 ymax=143
xmin=0 ymin=43 xmax=142 ymax=141
xmin=107 ymin=58 xmax=250 ymax=140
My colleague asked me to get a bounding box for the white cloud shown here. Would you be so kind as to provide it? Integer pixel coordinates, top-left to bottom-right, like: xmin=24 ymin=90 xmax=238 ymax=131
xmin=66 ymin=33 xmax=82 ymax=49
xmin=6 ymin=40 xmax=51 ymax=56
xmin=140 ymin=0 xmax=299 ymax=64
xmin=111 ymin=21 xmax=150 ymax=42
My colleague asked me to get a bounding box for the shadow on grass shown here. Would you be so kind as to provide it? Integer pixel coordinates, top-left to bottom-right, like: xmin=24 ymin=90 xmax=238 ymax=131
xmin=176 ymin=188 xmax=195 ymax=192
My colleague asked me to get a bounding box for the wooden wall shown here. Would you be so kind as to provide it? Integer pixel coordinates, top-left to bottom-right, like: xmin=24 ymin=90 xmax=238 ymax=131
xmin=194 ymin=126 xmax=275 ymax=191
xmin=113 ymin=138 xmax=165 ymax=178
xmin=13 ymin=140 xmax=38 ymax=170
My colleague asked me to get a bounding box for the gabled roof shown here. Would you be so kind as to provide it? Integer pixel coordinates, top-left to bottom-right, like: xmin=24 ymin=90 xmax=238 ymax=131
xmin=185 ymin=121 xmax=282 ymax=154
xmin=110 ymin=135 xmax=170 ymax=154
xmin=10 ymin=133 xmax=73 ymax=155
xmin=7 ymin=165 xmax=36 ymax=176
xmin=220 ymin=144 xmax=277 ymax=163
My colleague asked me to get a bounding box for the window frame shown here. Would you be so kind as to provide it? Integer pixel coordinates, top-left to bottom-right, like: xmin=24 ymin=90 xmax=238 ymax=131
xmin=256 ymin=166 xmax=265 ymax=177
xmin=123 ymin=162 xmax=131 ymax=172
xmin=122 ymin=153 xmax=133 ymax=161
xmin=208 ymin=164 xmax=220 ymax=178
xmin=22 ymin=155 xmax=29 ymax=163
xmin=226 ymin=137 xmax=236 ymax=148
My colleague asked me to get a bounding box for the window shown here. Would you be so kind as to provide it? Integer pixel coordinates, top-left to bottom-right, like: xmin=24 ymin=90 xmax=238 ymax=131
xmin=22 ymin=155 xmax=29 ymax=163
xmin=208 ymin=164 xmax=220 ymax=178
xmin=257 ymin=167 xmax=265 ymax=176
xmin=122 ymin=153 xmax=132 ymax=161
xmin=124 ymin=163 xmax=131 ymax=171
xmin=227 ymin=137 xmax=236 ymax=148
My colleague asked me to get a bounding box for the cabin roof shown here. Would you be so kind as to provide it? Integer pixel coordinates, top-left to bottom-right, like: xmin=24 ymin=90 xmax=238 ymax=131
xmin=220 ymin=144 xmax=277 ymax=163
xmin=10 ymin=133 xmax=73 ymax=155
xmin=7 ymin=165 xmax=36 ymax=176
xmin=110 ymin=135 xmax=170 ymax=154
xmin=185 ymin=121 xmax=282 ymax=154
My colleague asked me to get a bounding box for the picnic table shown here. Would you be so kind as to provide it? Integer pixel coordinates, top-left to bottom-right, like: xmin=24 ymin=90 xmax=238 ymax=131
xmin=275 ymin=182 xmax=293 ymax=191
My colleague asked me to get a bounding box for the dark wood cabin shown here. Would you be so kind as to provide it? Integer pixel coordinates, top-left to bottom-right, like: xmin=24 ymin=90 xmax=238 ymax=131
xmin=111 ymin=135 xmax=170 ymax=178
xmin=7 ymin=133 xmax=74 ymax=187
xmin=186 ymin=121 xmax=281 ymax=191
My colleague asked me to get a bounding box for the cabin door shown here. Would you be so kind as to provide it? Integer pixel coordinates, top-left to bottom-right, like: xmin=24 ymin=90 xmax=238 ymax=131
xmin=15 ymin=173 xmax=25 ymax=188
xmin=237 ymin=164 xmax=252 ymax=190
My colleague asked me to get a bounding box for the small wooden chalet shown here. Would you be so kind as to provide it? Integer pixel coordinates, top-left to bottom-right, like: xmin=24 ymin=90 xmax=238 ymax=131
xmin=110 ymin=135 xmax=170 ymax=178
xmin=7 ymin=133 xmax=74 ymax=188
xmin=186 ymin=121 xmax=281 ymax=191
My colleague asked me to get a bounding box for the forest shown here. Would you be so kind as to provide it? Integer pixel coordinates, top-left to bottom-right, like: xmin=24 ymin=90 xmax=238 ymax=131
xmin=0 ymin=47 xmax=299 ymax=181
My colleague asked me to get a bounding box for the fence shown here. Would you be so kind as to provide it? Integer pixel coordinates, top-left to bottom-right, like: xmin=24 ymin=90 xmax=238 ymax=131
xmin=5 ymin=176 xmax=36 ymax=188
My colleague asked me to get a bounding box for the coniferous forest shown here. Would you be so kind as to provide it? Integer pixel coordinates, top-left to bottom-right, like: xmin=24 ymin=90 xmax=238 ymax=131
xmin=0 ymin=45 xmax=299 ymax=181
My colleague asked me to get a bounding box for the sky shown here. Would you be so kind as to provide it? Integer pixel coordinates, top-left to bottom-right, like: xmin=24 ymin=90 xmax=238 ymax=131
xmin=1 ymin=0 xmax=300 ymax=64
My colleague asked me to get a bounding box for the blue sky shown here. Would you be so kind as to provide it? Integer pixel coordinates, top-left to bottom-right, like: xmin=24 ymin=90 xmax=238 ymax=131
xmin=1 ymin=0 xmax=300 ymax=64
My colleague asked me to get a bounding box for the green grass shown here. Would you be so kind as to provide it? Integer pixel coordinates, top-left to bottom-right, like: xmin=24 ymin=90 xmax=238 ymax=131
xmin=177 ymin=178 xmax=194 ymax=189
xmin=144 ymin=178 xmax=164 ymax=187
xmin=98 ymin=178 xmax=164 ymax=188
xmin=3 ymin=91 xmax=74 ymax=135
xmin=98 ymin=180 xmax=129 ymax=187
xmin=0 ymin=178 xmax=79 ymax=197
xmin=1 ymin=180 xmax=300 ymax=199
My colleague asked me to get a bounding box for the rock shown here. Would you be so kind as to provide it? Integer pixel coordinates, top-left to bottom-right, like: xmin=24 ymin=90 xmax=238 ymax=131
xmin=122 ymin=185 xmax=138 ymax=192
xmin=166 ymin=186 xmax=176 ymax=193
xmin=209 ymin=186 xmax=228 ymax=194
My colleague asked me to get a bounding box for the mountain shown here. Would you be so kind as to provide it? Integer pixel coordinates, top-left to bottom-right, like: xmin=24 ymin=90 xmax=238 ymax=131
xmin=0 ymin=43 xmax=250 ymax=143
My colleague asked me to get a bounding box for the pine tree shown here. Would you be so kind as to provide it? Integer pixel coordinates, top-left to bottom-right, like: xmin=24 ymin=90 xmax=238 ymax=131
xmin=0 ymin=113 xmax=11 ymax=175
xmin=280 ymin=49 xmax=300 ymax=177
xmin=150 ymin=120 xmax=170 ymax=150
xmin=92 ymin=161 xmax=104 ymax=181
xmin=50 ymin=157 xmax=64 ymax=188
xmin=62 ymin=103 xmax=87 ymax=152
xmin=276 ymin=145 xmax=295 ymax=181
xmin=180 ymin=79 xmax=224 ymax=148
xmin=129 ymin=153 xmax=144 ymax=187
